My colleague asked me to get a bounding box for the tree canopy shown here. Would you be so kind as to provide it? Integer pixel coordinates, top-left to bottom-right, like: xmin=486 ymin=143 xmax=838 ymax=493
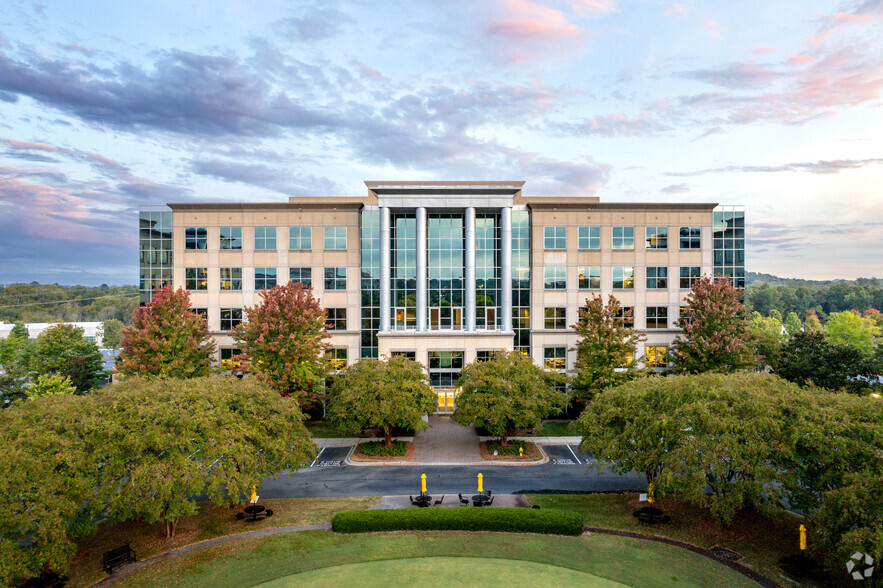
xmin=327 ymin=354 xmax=436 ymax=447
xmin=232 ymin=281 xmax=328 ymax=399
xmin=29 ymin=323 xmax=104 ymax=393
xmin=775 ymin=331 xmax=876 ymax=393
xmin=116 ymin=286 xmax=216 ymax=379
xmin=100 ymin=318 xmax=125 ymax=351
xmin=825 ymin=311 xmax=877 ymax=355
xmin=452 ymin=350 xmax=568 ymax=446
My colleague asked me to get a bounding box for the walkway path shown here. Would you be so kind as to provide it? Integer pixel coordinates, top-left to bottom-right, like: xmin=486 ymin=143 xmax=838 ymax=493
xmin=412 ymin=415 xmax=482 ymax=464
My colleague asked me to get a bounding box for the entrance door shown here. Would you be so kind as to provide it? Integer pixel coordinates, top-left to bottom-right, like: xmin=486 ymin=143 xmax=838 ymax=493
xmin=436 ymin=389 xmax=457 ymax=414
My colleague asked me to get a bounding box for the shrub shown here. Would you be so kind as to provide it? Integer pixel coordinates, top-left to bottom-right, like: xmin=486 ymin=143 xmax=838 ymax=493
xmin=331 ymin=507 xmax=583 ymax=536
xmin=485 ymin=439 xmax=528 ymax=456
xmin=359 ymin=440 xmax=407 ymax=456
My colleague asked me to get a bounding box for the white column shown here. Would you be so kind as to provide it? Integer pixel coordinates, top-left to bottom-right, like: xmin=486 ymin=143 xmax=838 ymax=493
xmin=501 ymin=207 xmax=512 ymax=332
xmin=417 ymin=207 xmax=427 ymax=332
xmin=380 ymin=207 xmax=391 ymax=333
xmin=465 ymin=207 xmax=476 ymax=331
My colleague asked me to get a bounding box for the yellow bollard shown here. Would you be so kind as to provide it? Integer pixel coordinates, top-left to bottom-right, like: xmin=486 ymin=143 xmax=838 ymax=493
xmin=799 ymin=524 xmax=806 ymax=551
xmin=421 ymin=473 xmax=427 ymax=494
xmin=250 ymin=484 xmax=257 ymax=503
xmin=519 ymin=446 xmax=523 ymax=456
xmin=478 ymin=473 xmax=483 ymax=493
xmin=647 ymin=482 xmax=655 ymax=505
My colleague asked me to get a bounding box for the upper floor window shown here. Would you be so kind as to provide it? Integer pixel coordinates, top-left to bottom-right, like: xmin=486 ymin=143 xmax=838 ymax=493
xmin=680 ymin=266 xmax=700 ymax=289
xmin=679 ymin=227 xmax=701 ymax=249
xmin=326 ymin=308 xmax=347 ymax=330
xmin=185 ymin=267 xmax=208 ymax=291
xmin=646 ymin=266 xmax=668 ymax=289
xmin=646 ymin=306 xmax=668 ymax=329
xmin=544 ymin=266 xmax=566 ymax=289
xmin=185 ymin=227 xmax=207 ymax=250
xmin=220 ymin=267 xmax=242 ymax=291
xmin=325 ymin=267 xmax=347 ymax=290
xmin=220 ymin=226 xmax=242 ymax=250
xmin=220 ymin=308 xmax=243 ymax=331
xmin=578 ymin=266 xmax=600 ymax=289
xmin=544 ymin=307 xmax=567 ymax=330
xmin=544 ymin=347 xmax=566 ymax=371
xmin=324 ymin=226 xmax=347 ymax=250
xmin=612 ymin=226 xmax=634 ymax=249
xmin=612 ymin=266 xmax=634 ymax=289
xmin=255 ymin=267 xmax=277 ymax=290
xmin=289 ymin=267 xmax=312 ymax=286
xmin=614 ymin=306 xmax=634 ymax=328
xmin=290 ymin=226 xmax=312 ymax=250
xmin=646 ymin=227 xmax=667 ymax=249
xmin=255 ymin=227 xmax=277 ymax=250
xmin=578 ymin=226 xmax=600 ymax=250
xmin=543 ymin=226 xmax=566 ymax=249
xmin=326 ymin=348 xmax=347 ymax=371
xmin=646 ymin=346 xmax=668 ymax=368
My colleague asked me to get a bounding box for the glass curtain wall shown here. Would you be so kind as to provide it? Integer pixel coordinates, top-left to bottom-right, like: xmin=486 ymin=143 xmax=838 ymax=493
xmin=427 ymin=213 xmax=465 ymax=330
xmin=512 ymin=209 xmax=531 ymax=354
xmin=139 ymin=208 xmax=173 ymax=304
xmin=475 ymin=213 xmax=500 ymax=330
xmin=713 ymin=206 xmax=745 ymax=288
xmin=360 ymin=210 xmax=380 ymax=358
xmin=391 ymin=212 xmax=417 ymax=330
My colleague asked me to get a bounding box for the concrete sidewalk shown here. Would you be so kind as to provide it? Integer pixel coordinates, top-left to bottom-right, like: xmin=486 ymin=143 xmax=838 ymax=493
xmin=370 ymin=494 xmax=532 ymax=509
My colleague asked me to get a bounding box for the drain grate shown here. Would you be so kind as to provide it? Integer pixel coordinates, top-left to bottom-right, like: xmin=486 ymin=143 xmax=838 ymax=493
xmin=709 ymin=546 xmax=743 ymax=562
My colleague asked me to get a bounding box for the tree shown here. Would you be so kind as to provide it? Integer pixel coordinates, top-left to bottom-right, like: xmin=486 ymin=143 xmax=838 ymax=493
xmin=570 ymin=294 xmax=646 ymax=403
xmin=805 ymin=309 xmax=824 ymax=333
xmin=775 ymin=331 xmax=874 ymax=393
xmin=577 ymin=375 xmax=686 ymax=487
xmin=116 ymin=286 xmax=216 ymax=379
xmin=784 ymin=312 xmax=802 ymax=336
xmin=825 ymin=311 xmax=876 ymax=355
xmin=670 ymin=276 xmax=756 ymax=374
xmin=93 ymin=377 xmax=315 ymax=537
xmin=28 ymin=374 xmax=76 ymax=398
xmin=327 ymin=355 xmax=436 ymax=447
xmin=30 ymin=323 xmax=104 ymax=393
xmin=747 ymin=312 xmax=784 ymax=370
xmin=452 ymin=350 xmax=568 ymax=446
xmin=232 ymin=282 xmax=328 ymax=399
xmin=100 ymin=318 xmax=125 ymax=351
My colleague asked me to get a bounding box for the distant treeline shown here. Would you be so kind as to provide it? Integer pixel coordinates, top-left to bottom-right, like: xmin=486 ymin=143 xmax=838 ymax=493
xmin=745 ymin=273 xmax=883 ymax=320
xmin=0 ymin=283 xmax=138 ymax=324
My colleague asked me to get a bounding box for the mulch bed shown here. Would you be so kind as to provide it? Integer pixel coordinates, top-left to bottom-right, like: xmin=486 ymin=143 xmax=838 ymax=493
xmin=479 ymin=441 xmax=542 ymax=461
xmin=350 ymin=441 xmax=415 ymax=462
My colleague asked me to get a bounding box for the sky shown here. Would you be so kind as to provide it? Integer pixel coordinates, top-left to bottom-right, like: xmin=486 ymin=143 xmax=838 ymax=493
xmin=0 ymin=0 xmax=881 ymax=286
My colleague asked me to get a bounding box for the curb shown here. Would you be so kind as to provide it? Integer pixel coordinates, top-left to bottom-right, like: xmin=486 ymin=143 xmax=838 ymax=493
xmin=343 ymin=443 xmax=550 ymax=467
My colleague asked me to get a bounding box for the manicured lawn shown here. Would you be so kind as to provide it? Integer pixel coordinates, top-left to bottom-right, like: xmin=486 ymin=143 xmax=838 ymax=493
xmin=67 ymin=497 xmax=378 ymax=588
xmin=525 ymin=493 xmax=830 ymax=587
xmin=537 ymin=419 xmax=577 ymax=436
xmin=304 ymin=421 xmax=349 ymax=437
xmin=118 ymin=530 xmax=759 ymax=588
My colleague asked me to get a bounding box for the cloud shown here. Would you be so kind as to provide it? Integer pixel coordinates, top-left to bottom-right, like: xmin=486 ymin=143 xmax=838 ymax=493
xmin=703 ymin=20 xmax=723 ymax=39
xmin=681 ymin=63 xmax=779 ymax=89
xmin=558 ymin=111 xmax=668 ymax=137
xmin=666 ymin=158 xmax=883 ymax=176
xmin=564 ymin=0 xmax=617 ymax=17
xmin=662 ymin=3 xmax=691 ymax=16
xmin=487 ymin=0 xmax=581 ymax=41
xmin=271 ymin=8 xmax=355 ymax=42
xmin=749 ymin=45 xmax=777 ymax=55
xmin=192 ymin=159 xmax=341 ymax=196
xmin=661 ymin=183 xmax=690 ymax=193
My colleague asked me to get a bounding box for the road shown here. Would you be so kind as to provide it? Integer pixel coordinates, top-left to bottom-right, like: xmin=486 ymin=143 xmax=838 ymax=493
xmin=260 ymin=445 xmax=646 ymax=498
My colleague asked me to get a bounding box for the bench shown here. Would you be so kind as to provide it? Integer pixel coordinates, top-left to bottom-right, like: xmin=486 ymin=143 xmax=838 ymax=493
xmin=102 ymin=544 xmax=136 ymax=573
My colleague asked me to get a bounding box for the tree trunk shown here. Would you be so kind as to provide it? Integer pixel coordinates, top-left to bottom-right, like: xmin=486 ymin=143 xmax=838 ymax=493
xmin=500 ymin=431 xmax=509 ymax=447
xmin=384 ymin=428 xmax=392 ymax=448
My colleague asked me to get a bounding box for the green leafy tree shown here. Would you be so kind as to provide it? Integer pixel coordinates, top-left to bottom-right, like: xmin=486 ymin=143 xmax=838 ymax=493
xmin=825 ymin=311 xmax=876 ymax=355
xmin=670 ymin=276 xmax=756 ymax=374
xmin=784 ymin=312 xmax=802 ymax=336
xmin=571 ymin=294 xmax=646 ymax=403
xmin=100 ymin=318 xmax=125 ymax=351
xmin=93 ymin=377 xmax=315 ymax=537
xmin=29 ymin=374 xmax=76 ymax=398
xmin=327 ymin=355 xmax=436 ymax=447
xmin=30 ymin=323 xmax=104 ymax=393
xmin=775 ymin=331 xmax=874 ymax=393
xmin=232 ymin=282 xmax=328 ymax=399
xmin=769 ymin=309 xmax=783 ymax=323
xmin=747 ymin=312 xmax=784 ymax=370
xmin=577 ymin=375 xmax=686 ymax=487
xmin=805 ymin=310 xmax=824 ymax=333
xmin=452 ymin=350 xmax=568 ymax=446
xmin=116 ymin=286 xmax=216 ymax=379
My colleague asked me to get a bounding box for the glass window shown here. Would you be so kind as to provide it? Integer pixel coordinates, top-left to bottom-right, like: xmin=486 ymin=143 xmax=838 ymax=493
xmin=680 ymin=266 xmax=700 ymax=289
xmin=544 ymin=347 xmax=566 ymax=371
xmin=324 ymin=226 xmax=347 ymax=250
xmin=185 ymin=227 xmax=207 ymax=250
xmin=220 ymin=226 xmax=242 ymax=250
xmin=544 ymin=307 xmax=567 ymax=330
xmin=612 ymin=266 xmax=634 ymax=289
xmin=646 ymin=306 xmax=668 ymax=329
xmin=220 ymin=268 xmax=242 ymax=291
xmin=680 ymin=227 xmax=701 ymax=249
xmin=646 ymin=346 xmax=668 ymax=368
xmin=220 ymin=308 xmax=242 ymax=331
xmin=324 ymin=267 xmax=347 ymax=290
xmin=326 ymin=348 xmax=347 ymax=371
xmin=646 ymin=227 xmax=667 ymax=249
xmin=289 ymin=226 xmax=312 ymax=250
xmin=391 ymin=351 xmax=416 ymax=360
xmin=612 ymin=226 xmax=634 ymax=249
xmin=220 ymin=348 xmax=242 ymax=370
xmin=326 ymin=308 xmax=347 ymax=330
xmin=190 ymin=308 xmax=207 ymax=320
xmin=255 ymin=227 xmax=277 ymax=250
xmin=543 ymin=226 xmax=566 ymax=249
xmin=289 ymin=267 xmax=312 ymax=286
xmin=578 ymin=226 xmax=600 ymax=250
xmin=614 ymin=306 xmax=634 ymax=328
xmin=578 ymin=266 xmax=600 ymax=289
xmin=185 ymin=267 xmax=207 ymax=291
xmin=428 ymin=351 xmax=464 ymax=369
xmin=646 ymin=266 xmax=668 ymax=289
xmin=255 ymin=267 xmax=277 ymax=290
xmin=544 ymin=266 xmax=566 ymax=289
xmin=680 ymin=306 xmax=692 ymax=325
xmin=476 ymin=350 xmax=494 ymax=362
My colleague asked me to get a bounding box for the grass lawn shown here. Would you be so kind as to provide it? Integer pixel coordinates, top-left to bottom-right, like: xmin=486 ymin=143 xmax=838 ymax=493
xmin=537 ymin=419 xmax=577 ymax=436
xmin=304 ymin=421 xmax=348 ymax=437
xmin=525 ymin=493 xmax=830 ymax=587
xmin=117 ymin=530 xmax=759 ymax=588
xmin=67 ymin=497 xmax=378 ymax=588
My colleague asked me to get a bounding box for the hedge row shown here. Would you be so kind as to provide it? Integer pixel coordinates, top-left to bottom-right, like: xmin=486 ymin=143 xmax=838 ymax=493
xmin=331 ymin=507 xmax=584 ymax=536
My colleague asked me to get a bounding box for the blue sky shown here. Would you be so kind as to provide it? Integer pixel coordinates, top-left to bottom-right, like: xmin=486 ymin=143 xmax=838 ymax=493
xmin=0 ymin=0 xmax=880 ymax=285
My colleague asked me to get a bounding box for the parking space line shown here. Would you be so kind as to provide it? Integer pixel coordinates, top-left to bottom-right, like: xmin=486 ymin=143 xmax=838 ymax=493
xmin=566 ymin=445 xmax=581 ymax=464
xmin=310 ymin=447 xmax=324 ymax=468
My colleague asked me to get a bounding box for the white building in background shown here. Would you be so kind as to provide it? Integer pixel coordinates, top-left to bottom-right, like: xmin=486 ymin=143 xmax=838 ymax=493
xmin=0 ymin=322 xmax=105 ymax=346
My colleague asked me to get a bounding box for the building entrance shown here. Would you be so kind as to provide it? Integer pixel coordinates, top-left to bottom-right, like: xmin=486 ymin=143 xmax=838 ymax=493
xmin=436 ymin=388 xmax=457 ymax=414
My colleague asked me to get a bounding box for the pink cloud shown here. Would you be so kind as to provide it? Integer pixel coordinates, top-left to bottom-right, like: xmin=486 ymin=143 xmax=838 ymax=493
xmin=488 ymin=0 xmax=581 ymax=41
xmin=703 ymin=20 xmax=723 ymax=39
xmin=750 ymin=45 xmax=777 ymax=55
xmin=663 ymin=3 xmax=691 ymax=17
xmin=564 ymin=0 xmax=617 ymax=17
xmin=785 ymin=54 xmax=816 ymax=66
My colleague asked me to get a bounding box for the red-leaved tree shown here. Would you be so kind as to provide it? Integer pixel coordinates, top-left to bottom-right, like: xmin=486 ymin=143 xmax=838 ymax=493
xmin=116 ymin=286 xmax=216 ymax=378
xmin=232 ymin=282 xmax=329 ymax=399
